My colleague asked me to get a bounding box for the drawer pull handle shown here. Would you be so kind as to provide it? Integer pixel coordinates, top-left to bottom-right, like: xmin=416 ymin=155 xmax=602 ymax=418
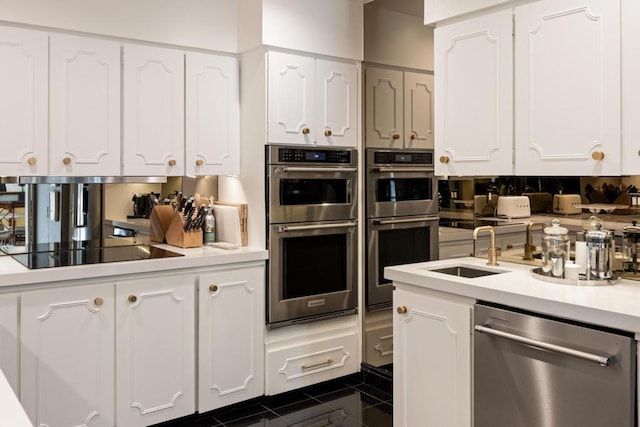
xmin=301 ymin=359 xmax=334 ymax=371
xmin=397 ymin=306 xmax=408 ymax=314
xmin=128 ymin=295 xmax=137 ymax=303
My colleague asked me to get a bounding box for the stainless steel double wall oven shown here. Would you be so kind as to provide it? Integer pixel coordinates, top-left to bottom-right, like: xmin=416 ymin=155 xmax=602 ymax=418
xmin=266 ymin=145 xmax=358 ymax=327
xmin=366 ymin=149 xmax=439 ymax=310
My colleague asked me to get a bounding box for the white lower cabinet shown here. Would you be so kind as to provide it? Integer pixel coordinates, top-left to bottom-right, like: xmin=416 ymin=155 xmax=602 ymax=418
xmin=116 ymin=275 xmax=195 ymax=427
xmin=393 ymin=286 xmax=473 ymax=427
xmin=198 ymin=264 xmax=265 ymax=412
xmin=20 ymin=283 xmax=115 ymax=427
xmin=266 ymin=316 xmax=358 ymax=395
xmin=0 ymin=293 xmax=19 ymax=396
xmin=363 ymin=309 xmax=393 ymax=368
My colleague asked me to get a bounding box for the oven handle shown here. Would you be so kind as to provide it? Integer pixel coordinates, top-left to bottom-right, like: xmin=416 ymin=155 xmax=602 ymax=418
xmin=278 ymin=221 xmax=357 ymax=233
xmin=373 ymin=167 xmax=434 ymax=173
xmin=274 ymin=166 xmax=358 ymax=174
xmin=474 ymin=325 xmax=612 ymax=367
xmin=373 ymin=216 xmax=439 ymax=225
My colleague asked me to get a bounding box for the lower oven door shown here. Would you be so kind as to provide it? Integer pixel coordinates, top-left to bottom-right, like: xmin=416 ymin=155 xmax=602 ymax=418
xmin=367 ymin=216 xmax=439 ymax=310
xmin=268 ymin=220 xmax=358 ymax=326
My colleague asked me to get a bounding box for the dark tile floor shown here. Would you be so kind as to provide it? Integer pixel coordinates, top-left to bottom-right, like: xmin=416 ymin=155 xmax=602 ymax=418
xmin=154 ymin=370 xmax=393 ymax=427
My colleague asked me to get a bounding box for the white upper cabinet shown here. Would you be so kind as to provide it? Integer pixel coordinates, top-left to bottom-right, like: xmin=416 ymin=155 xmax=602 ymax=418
xmin=365 ymin=67 xmax=434 ymax=150
xmin=514 ymin=0 xmax=621 ymax=176
xmin=267 ymin=51 xmax=358 ymax=147
xmin=186 ymin=52 xmax=239 ymax=176
xmin=0 ymin=26 xmax=48 ymax=176
xmin=434 ymin=9 xmax=514 ymax=175
xmin=49 ymin=34 xmax=121 ymax=176
xmin=620 ymin=0 xmax=639 ymax=175
xmin=123 ymin=44 xmax=185 ymax=176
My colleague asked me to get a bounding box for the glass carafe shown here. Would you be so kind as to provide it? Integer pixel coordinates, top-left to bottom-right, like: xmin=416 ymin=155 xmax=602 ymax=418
xmin=542 ymin=219 xmax=570 ymax=278
xmin=585 ymin=223 xmax=615 ymax=280
xmin=622 ymin=221 xmax=640 ymax=274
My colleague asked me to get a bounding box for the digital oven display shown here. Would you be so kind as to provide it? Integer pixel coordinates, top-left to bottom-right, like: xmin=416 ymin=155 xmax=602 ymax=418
xmin=306 ymin=152 xmax=326 ymax=161
xmin=394 ymin=154 xmax=412 ymax=163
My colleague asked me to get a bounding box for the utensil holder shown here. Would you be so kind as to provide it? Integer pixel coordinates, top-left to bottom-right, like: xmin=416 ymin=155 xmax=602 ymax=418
xmin=165 ymin=211 xmax=203 ymax=248
xmin=149 ymin=206 xmax=175 ymax=243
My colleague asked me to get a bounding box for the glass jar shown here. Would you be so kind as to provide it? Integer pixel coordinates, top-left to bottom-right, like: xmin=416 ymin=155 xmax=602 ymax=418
xmin=585 ymin=223 xmax=615 ymax=280
xmin=542 ymin=219 xmax=570 ymax=278
xmin=622 ymin=221 xmax=640 ymax=274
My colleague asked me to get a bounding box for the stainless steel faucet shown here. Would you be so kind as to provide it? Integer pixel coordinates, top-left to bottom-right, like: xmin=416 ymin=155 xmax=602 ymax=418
xmin=523 ymin=222 xmax=547 ymax=261
xmin=473 ymin=225 xmax=499 ymax=266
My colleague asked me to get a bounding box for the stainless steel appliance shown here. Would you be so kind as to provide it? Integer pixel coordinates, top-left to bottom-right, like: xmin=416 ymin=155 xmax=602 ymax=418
xmin=474 ymin=303 xmax=635 ymax=427
xmin=266 ymin=145 xmax=358 ymax=327
xmin=366 ymin=149 xmax=438 ymax=310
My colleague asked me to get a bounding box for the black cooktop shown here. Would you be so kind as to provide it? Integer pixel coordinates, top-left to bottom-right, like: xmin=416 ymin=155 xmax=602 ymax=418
xmin=6 ymin=239 xmax=184 ymax=270
xmin=439 ymin=218 xmax=525 ymax=229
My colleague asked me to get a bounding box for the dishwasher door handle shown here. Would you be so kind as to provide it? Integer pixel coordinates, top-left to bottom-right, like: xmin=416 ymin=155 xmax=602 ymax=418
xmin=474 ymin=325 xmax=613 ymax=367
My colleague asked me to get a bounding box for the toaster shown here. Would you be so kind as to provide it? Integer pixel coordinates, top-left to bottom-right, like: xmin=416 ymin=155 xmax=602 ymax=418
xmin=496 ymin=196 xmax=531 ymax=219
xmin=553 ymin=194 xmax=582 ymax=215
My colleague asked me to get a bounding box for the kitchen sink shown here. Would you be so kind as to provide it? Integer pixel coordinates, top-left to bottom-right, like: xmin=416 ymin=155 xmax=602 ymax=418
xmin=428 ymin=265 xmax=506 ymax=278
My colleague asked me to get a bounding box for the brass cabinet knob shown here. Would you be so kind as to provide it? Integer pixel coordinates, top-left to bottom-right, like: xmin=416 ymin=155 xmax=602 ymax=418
xmin=196 ymin=159 xmax=204 ymax=166
xmin=440 ymin=156 xmax=450 ymax=164
xmin=94 ymin=297 xmax=103 ymax=306
xmin=591 ymin=151 xmax=605 ymax=161
xmin=128 ymin=295 xmax=137 ymax=303
xmin=324 ymin=130 xmax=332 ymax=137
xmin=27 ymin=157 xmax=37 ymax=165
xmin=392 ymin=134 xmax=400 ymax=140
xmin=410 ymin=134 xmax=417 ymax=140
xmin=637 ymin=149 xmax=640 ymax=157
xmin=302 ymin=128 xmax=311 ymax=135
xmin=506 ymin=244 xmax=513 ymax=249
xmin=209 ymin=284 xmax=218 ymax=292
xmin=168 ymin=159 xmax=177 ymax=166
xmin=63 ymin=157 xmax=72 ymax=165
xmin=397 ymin=306 xmax=408 ymax=314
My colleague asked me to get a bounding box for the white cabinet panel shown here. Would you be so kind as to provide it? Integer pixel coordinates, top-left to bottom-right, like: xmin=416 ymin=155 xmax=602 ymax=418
xmin=365 ymin=67 xmax=404 ymax=148
xmin=621 ymin=0 xmax=640 ymax=174
xmin=515 ymin=0 xmax=620 ymax=175
xmin=186 ymin=52 xmax=239 ymax=176
xmin=198 ymin=265 xmax=264 ymax=412
xmin=267 ymin=51 xmax=315 ymax=145
xmin=434 ymin=9 xmax=514 ymax=175
xmin=123 ymin=44 xmax=185 ymax=176
xmin=0 ymin=26 xmax=47 ymax=176
xmin=116 ymin=276 xmax=195 ymax=427
xmin=0 ymin=293 xmax=18 ymax=396
xmin=404 ymin=71 xmax=434 ymax=149
xmin=394 ymin=288 xmax=473 ymax=427
xmin=49 ymin=34 xmax=121 ymax=176
xmin=21 ymin=284 xmax=115 ymax=427
xmin=315 ymin=59 xmax=358 ymax=147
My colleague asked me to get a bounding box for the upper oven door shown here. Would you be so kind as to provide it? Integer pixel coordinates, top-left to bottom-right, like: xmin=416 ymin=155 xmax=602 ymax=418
xmin=268 ymin=165 xmax=358 ymax=223
xmin=366 ymin=168 xmax=437 ymax=218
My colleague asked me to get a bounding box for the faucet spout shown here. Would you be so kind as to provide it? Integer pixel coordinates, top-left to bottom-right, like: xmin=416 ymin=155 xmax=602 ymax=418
xmin=523 ymin=222 xmax=547 ymax=261
xmin=473 ymin=226 xmax=499 ymax=266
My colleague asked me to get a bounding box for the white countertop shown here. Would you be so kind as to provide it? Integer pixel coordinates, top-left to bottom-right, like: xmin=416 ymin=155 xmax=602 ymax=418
xmin=386 ymin=257 xmax=640 ymax=334
xmin=0 ymin=244 xmax=268 ymax=289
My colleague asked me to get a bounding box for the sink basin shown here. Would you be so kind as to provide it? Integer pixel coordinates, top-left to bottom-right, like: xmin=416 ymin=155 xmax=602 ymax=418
xmin=429 ymin=265 xmax=505 ymax=278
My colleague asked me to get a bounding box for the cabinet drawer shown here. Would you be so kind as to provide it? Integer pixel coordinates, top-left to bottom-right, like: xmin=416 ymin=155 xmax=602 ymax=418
xmin=266 ymin=332 xmax=358 ymax=395
xmin=364 ymin=324 xmax=393 ymax=367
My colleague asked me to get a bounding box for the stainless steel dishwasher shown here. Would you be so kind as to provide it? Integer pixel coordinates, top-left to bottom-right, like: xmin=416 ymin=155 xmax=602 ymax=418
xmin=474 ymin=303 xmax=636 ymax=427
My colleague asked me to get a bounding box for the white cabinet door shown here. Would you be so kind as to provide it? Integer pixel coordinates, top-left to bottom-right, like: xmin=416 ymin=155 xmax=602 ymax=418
xmin=393 ymin=288 xmax=472 ymax=427
xmin=116 ymin=275 xmax=195 ymax=427
xmin=0 ymin=293 xmax=18 ymax=396
xmin=49 ymin=34 xmax=121 ymax=176
xmin=434 ymin=9 xmax=514 ymax=176
xmin=404 ymin=71 xmax=434 ymax=150
xmin=315 ymin=59 xmax=358 ymax=147
xmin=21 ymin=284 xmax=115 ymax=427
xmin=267 ymin=51 xmax=315 ymax=145
xmin=0 ymin=26 xmax=48 ymax=176
xmin=365 ymin=67 xmax=404 ymax=148
xmin=620 ymin=0 xmax=640 ymax=174
xmin=198 ymin=264 xmax=265 ymax=412
xmin=123 ymin=44 xmax=185 ymax=176
xmin=186 ymin=52 xmax=239 ymax=176
xmin=515 ymin=0 xmax=620 ymax=176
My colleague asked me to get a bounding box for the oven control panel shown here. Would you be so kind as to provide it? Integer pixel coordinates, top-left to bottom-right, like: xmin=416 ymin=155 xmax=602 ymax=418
xmin=278 ymin=148 xmax=352 ymax=164
xmin=372 ymin=151 xmax=434 ymax=166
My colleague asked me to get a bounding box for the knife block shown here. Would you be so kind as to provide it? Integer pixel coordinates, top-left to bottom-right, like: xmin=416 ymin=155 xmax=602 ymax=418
xmin=149 ymin=206 xmax=175 ymax=243
xmin=164 ymin=211 xmax=203 ymax=248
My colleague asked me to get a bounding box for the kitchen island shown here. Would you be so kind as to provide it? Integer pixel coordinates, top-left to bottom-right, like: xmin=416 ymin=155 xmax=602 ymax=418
xmin=386 ymin=257 xmax=640 ymax=427
xmin=0 ymin=244 xmax=268 ymax=427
